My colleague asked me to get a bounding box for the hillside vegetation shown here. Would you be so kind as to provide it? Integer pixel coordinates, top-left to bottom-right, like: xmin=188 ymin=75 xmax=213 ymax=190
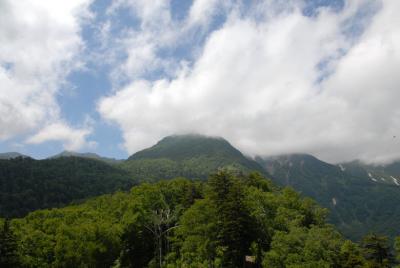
xmin=257 ymin=154 xmax=400 ymax=240
xmin=0 ymin=157 xmax=135 ymax=218
xmin=120 ymin=135 xmax=266 ymax=181
xmin=3 ymin=171 xmax=398 ymax=267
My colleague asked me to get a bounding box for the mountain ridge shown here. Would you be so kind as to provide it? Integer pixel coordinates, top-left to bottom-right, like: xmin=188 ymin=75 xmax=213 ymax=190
xmin=0 ymin=156 xmax=134 ymax=218
xmin=49 ymin=150 xmax=123 ymax=164
xmin=256 ymin=153 xmax=400 ymax=240
xmin=0 ymin=152 xmax=29 ymax=159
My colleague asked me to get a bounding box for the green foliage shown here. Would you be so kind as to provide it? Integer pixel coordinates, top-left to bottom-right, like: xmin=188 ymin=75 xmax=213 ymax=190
xmin=9 ymin=178 xmax=201 ymax=267
xmin=171 ymin=198 xmax=218 ymax=266
xmin=340 ymin=240 xmax=367 ymax=268
xmin=0 ymin=157 xmax=135 ymax=218
xmin=118 ymin=178 xmax=201 ymax=267
xmin=13 ymin=193 xmax=129 ymax=267
xmin=6 ymin=171 xmax=385 ymax=267
xmin=119 ymin=223 xmax=155 ymax=267
xmin=395 ymin=237 xmax=400 ymax=268
xmin=0 ymin=219 xmax=20 ymax=267
xmin=208 ymin=172 xmax=253 ymax=267
xmin=169 ymin=172 xmax=358 ymax=267
xmin=360 ymin=233 xmax=393 ymax=267
xmin=263 ymin=226 xmax=362 ymax=268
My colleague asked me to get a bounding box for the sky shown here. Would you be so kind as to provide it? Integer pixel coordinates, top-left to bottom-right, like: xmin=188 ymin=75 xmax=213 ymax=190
xmin=0 ymin=0 xmax=399 ymax=164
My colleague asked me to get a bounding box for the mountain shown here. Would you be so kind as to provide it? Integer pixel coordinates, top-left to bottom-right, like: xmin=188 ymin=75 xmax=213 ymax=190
xmin=341 ymin=160 xmax=400 ymax=186
xmin=0 ymin=152 xmax=29 ymax=159
xmin=50 ymin=150 xmax=122 ymax=164
xmin=0 ymin=135 xmax=266 ymax=218
xmin=0 ymin=157 xmax=135 ymax=218
xmin=3 ymin=135 xmax=400 ymax=241
xmin=121 ymin=134 xmax=267 ymax=181
xmin=256 ymin=154 xmax=400 ymax=240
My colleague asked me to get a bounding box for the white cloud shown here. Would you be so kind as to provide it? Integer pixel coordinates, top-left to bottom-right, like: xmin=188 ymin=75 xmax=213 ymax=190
xmin=187 ymin=0 xmax=221 ymax=27
xmin=318 ymin=0 xmax=400 ymax=163
xmin=107 ymin=0 xmax=171 ymax=28
xmin=0 ymin=0 xmax=93 ymax=149
xmin=104 ymin=0 xmax=175 ymax=81
xmin=99 ymin=0 xmax=235 ymax=86
xmin=98 ymin=0 xmax=400 ymax=164
xmin=26 ymin=122 xmax=95 ymax=151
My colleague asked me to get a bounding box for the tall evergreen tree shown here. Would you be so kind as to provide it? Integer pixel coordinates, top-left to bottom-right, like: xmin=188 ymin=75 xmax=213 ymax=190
xmin=395 ymin=237 xmax=400 ymax=267
xmin=361 ymin=233 xmax=392 ymax=267
xmin=208 ymin=171 xmax=252 ymax=267
xmin=0 ymin=219 xmax=19 ymax=267
xmin=119 ymin=224 xmax=155 ymax=268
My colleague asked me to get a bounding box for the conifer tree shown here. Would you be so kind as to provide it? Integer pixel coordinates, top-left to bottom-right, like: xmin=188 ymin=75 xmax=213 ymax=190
xmin=361 ymin=233 xmax=392 ymax=267
xmin=395 ymin=237 xmax=400 ymax=267
xmin=0 ymin=219 xmax=19 ymax=268
xmin=208 ymin=171 xmax=252 ymax=267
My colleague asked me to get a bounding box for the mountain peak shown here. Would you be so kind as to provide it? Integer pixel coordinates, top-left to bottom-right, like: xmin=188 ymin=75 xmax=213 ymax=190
xmin=123 ymin=134 xmax=267 ymax=180
xmin=129 ymin=134 xmax=236 ymax=161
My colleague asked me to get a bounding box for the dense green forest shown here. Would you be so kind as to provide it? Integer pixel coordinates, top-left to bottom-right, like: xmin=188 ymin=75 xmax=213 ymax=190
xmin=0 ymin=157 xmax=135 ymax=218
xmin=1 ymin=171 xmax=399 ymax=267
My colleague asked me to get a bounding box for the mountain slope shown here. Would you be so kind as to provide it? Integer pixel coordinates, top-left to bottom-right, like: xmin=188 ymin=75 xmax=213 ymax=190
xmin=50 ymin=151 xmax=122 ymax=164
xmin=0 ymin=157 xmax=135 ymax=218
xmin=0 ymin=152 xmax=28 ymax=159
xmin=341 ymin=160 xmax=400 ymax=186
xmin=256 ymin=154 xmax=400 ymax=240
xmin=121 ymin=134 xmax=267 ymax=181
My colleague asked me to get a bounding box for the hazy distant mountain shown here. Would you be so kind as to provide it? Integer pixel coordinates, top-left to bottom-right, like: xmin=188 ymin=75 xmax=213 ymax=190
xmin=121 ymin=134 xmax=267 ymax=181
xmin=0 ymin=152 xmax=29 ymax=159
xmin=256 ymin=154 xmax=400 ymax=240
xmin=50 ymin=150 xmax=122 ymax=164
xmin=340 ymin=160 xmax=400 ymax=186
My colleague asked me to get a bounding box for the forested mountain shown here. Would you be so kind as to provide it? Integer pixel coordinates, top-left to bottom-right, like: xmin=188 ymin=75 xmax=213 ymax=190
xmin=0 ymin=152 xmax=28 ymax=160
xmin=50 ymin=151 xmax=123 ymax=164
xmin=341 ymin=160 xmax=400 ymax=186
xmin=120 ymin=134 xmax=267 ymax=181
xmin=4 ymin=171 xmax=398 ymax=267
xmin=0 ymin=135 xmax=266 ymax=219
xmin=2 ymin=134 xmax=400 ymax=244
xmin=0 ymin=157 xmax=135 ymax=218
xmin=256 ymin=154 xmax=400 ymax=240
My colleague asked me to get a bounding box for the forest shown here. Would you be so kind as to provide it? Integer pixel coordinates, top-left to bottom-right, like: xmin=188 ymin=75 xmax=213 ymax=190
xmin=0 ymin=157 xmax=135 ymax=218
xmin=1 ymin=171 xmax=400 ymax=267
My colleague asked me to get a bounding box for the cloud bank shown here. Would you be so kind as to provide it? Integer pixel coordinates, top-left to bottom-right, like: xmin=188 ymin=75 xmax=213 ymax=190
xmin=99 ymin=0 xmax=400 ymax=164
xmin=26 ymin=122 xmax=95 ymax=151
xmin=0 ymin=0 xmax=94 ymax=150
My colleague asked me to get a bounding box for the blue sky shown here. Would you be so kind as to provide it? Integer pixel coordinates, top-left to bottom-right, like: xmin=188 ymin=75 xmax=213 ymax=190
xmin=1 ymin=0 xmax=399 ymax=163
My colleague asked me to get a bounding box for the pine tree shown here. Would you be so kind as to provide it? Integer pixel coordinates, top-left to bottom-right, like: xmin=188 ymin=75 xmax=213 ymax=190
xmin=361 ymin=233 xmax=393 ymax=267
xmin=208 ymin=171 xmax=252 ymax=267
xmin=395 ymin=237 xmax=400 ymax=267
xmin=0 ymin=219 xmax=19 ymax=267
